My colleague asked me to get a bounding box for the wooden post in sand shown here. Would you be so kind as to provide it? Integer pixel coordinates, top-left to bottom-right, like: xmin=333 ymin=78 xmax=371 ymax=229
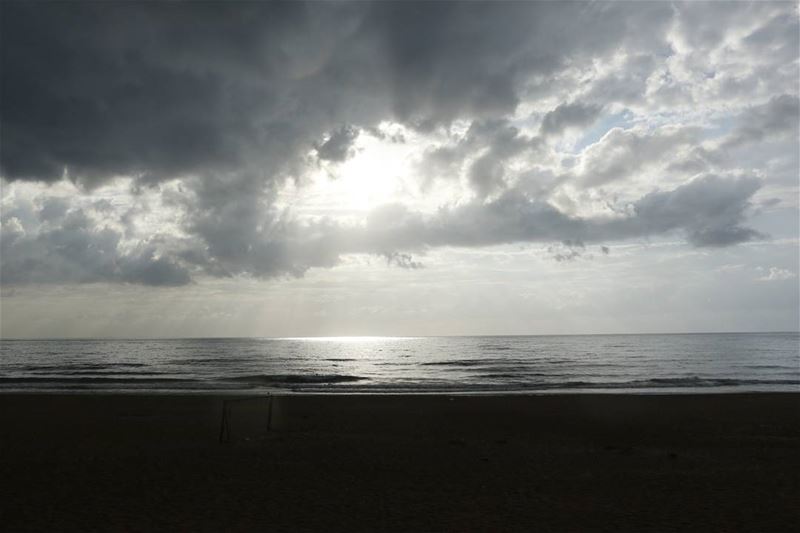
xmin=267 ymin=394 xmax=274 ymax=432
xmin=218 ymin=400 xmax=231 ymax=443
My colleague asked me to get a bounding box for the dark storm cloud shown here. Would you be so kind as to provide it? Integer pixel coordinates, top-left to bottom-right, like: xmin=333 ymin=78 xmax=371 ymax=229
xmin=0 ymin=1 xmax=792 ymax=286
xmin=0 ymin=1 xmax=673 ymax=185
xmin=0 ymin=1 xmax=375 ymax=185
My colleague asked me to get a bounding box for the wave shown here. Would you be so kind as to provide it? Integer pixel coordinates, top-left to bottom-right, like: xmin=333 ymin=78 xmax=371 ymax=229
xmin=481 ymin=372 xmax=550 ymax=379
xmin=420 ymin=361 xmax=486 ymax=367
xmin=421 ymin=358 xmax=531 ymax=368
xmin=500 ymin=377 xmax=800 ymax=390
xmin=166 ymin=358 xmax=252 ymax=365
xmin=227 ymin=374 xmax=366 ymax=385
xmin=26 ymin=370 xmax=167 ymax=376
xmin=625 ymin=377 xmax=800 ymax=388
xmin=14 ymin=363 xmax=149 ymax=371
xmin=1 ymin=374 xmax=796 ymax=393
xmin=0 ymin=377 xmax=192 ymax=384
xmin=477 ymin=344 xmax=513 ymax=351
xmin=288 ymin=376 xmax=800 ymax=392
xmin=740 ymin=364 xmax=795 ymax=370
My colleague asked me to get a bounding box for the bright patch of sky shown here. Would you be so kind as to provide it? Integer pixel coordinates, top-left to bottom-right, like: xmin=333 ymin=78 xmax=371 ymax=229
xmin=572 ymin=111 xmax=635 ymax=153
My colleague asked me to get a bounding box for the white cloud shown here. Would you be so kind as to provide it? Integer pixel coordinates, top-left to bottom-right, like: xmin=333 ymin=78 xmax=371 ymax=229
xmin=757 ymin=267 xmax=797 ymax=281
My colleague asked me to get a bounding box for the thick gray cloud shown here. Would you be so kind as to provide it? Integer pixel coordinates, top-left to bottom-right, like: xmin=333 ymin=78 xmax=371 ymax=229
xmin=721 ymin=94 xmax=800 ymax=150
xmin=315 ymin=126 xmax=360 ymax=162
xmin=276 ymin=174 xmax=765 ymax=263
xmin=0 ymin=168 xmax=775 ymax=286
xmin=0 ymin=1 xmax=676 ymax=185
xmin=465 ymin=121 xmax=535 ymax=197
xmin=0 ymin=1 xmax=796 ymax=287
xmin=406 ymin=174 xmax=763 ymax=249
xmin=418 ymin=119 xmax=537 ymax=195
xmin=0 ymin=205 xmax=191 ymax=286
xmin=540 ymin=102 xmax=603 ymax=137
xmin=1 ymin=1 xmax=376 ymax=185
xmin=630 ymin=175 xmax=764 ymax=247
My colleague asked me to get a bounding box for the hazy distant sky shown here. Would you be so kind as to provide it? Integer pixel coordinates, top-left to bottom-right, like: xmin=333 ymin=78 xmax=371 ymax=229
xmin=1 ymin=1 xmax=798 ymax=337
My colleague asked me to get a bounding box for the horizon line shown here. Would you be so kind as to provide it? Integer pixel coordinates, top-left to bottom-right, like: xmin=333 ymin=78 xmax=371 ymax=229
xmin=1 ymin=331 xmax=798 ymax=342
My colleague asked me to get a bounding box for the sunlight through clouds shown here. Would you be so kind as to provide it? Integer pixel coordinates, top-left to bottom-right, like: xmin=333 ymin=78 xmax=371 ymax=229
xmin=0 ymin=1 xmax=797 ymax=336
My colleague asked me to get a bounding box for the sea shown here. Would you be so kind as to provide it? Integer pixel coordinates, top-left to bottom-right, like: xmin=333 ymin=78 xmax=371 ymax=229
xmin=1 ymin=333 xmax=798 ymax=394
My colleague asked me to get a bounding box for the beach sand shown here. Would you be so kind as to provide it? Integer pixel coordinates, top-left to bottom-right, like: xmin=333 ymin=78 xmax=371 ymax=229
xmin=1 ymin=393 xmax=798 ymax=531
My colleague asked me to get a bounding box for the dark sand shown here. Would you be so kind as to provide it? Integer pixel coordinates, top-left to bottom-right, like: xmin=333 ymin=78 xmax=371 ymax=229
xmin=1 ymin=393 xmax=798 ymax=531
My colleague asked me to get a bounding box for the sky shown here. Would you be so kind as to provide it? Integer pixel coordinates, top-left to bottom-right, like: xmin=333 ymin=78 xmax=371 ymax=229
xmin=0 ymin=0 xmax=798 ymax=338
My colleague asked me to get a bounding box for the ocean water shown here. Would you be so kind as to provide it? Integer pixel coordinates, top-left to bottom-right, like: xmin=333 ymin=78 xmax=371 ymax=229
xmin=0 ymin=333 xmax=798 ymax=394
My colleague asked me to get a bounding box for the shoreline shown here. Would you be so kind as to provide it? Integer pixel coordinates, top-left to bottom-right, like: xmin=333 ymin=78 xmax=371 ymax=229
xmin=2 ymin=392 xmax=798 ymax=531
xmin=1 ymin=387 xmax=798 ymax=396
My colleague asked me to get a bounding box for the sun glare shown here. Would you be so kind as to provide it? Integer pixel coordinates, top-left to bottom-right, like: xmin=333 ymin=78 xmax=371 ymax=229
xmin=277 ymin=336 xmax=414 ymax=342
xmin=278 ymin=127 xmax=420 ymax=220
xmin=333 ymin=136 xmax=407 ymax=211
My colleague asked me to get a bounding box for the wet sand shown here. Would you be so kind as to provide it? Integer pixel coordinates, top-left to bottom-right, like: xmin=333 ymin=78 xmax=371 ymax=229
xmin=1 ymin=393 xmax=798 ymax=531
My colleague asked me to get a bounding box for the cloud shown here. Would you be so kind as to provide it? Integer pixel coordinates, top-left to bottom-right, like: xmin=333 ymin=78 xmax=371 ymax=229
xmin=0 ymin=206 xmax=191 ymax=286
xmin=757 ymin=267 xmax=797 ymax=282
xmin=0 ymin=2 xmax=377 ymax=186
xmin=546 ymin=240 xmax=586 ymax=262
xmin=325 ymin=174 xmax=765 ymax=256
xmin=417 ymin=119 xmax=537 ymax=196
xmin=573 ymin=125 xmax=699 ymax=188
xmin=0 ymin=168 xmax=769 ymax=286
xmin=540 ymin=102 xmax=603 ymax=137
xmin=0 ymin=1 xmax=794 ymax=286
xmin=315 ymin=126 xmax=360 ymax=162
xmin=382 ymin=252 xmax=424 ymax=270
xmin=0 ymin=1 xmax=678 ymax=186
xmin=630 ymin=174 xmax=765 ymax=247
xmin=465 ymin=121 xmax=535 ymax=198
xmin=720 ymin=94 xmax=800 ymax=150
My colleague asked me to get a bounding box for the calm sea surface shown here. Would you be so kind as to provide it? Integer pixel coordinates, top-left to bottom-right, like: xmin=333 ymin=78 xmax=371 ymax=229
xmin=1 ymin=333 xmax=798 ymax=394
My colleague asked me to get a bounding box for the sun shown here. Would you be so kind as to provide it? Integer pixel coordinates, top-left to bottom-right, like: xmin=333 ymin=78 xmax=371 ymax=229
xmin=281 ymin=126 xmax=416 ymax=219
xmin=275 ymin=122 xmax=465 ymax=222
xmin=332 ymin=135 xmax=407 ymax=211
